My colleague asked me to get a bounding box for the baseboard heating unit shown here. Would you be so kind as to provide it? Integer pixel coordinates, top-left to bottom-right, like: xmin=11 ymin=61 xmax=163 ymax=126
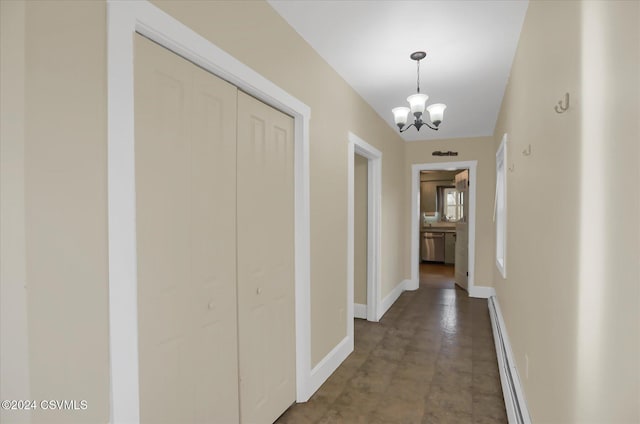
xmin=488 ymin=296 xmax=532 ymax=424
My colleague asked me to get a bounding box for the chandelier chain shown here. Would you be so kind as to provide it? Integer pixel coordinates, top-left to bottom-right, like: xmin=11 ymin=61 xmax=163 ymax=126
xmin=416 ymin=59 xmax=420 ymax=93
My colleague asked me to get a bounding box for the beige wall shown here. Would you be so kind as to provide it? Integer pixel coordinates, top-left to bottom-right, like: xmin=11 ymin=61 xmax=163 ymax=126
xmin=0 ymin=1 xmax=408 ymax=421
xmin=354 ymin=154 xmax=368 ymax=305
xmin=0 ymin=1 xmax=30 ymax=423
xmin=493 ymin=0 xmax=639 ymax=422
xmin=1 ymin=1 xmax=112 ymax=423
xmin=404 ymin=137 xmax=496 ymax=287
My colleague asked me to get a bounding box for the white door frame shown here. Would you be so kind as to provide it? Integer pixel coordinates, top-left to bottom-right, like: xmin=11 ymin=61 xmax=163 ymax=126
xmin=409 ymin=161 xmax=478 ymax=296
xmin=347 ymin=132 xmax=382 ymax=325
xmin=107 ymin=2 xmax=312 ymax=422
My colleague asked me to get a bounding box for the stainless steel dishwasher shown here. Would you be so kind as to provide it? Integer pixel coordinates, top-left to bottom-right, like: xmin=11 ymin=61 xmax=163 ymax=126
xmin=421 ymin=232 xmax=445 ymax=262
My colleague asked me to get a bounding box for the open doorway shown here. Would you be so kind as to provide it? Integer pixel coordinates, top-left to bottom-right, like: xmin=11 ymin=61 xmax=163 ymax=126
xmin=353 ymin=154 xmax=369 ymax=318
xmin=409 ymin=161 xmax=479 ymax=297
xmin=347 ymin=132 xmax=382 ymax=329
xmin=418 ymin=169 xmax=464 ymax=291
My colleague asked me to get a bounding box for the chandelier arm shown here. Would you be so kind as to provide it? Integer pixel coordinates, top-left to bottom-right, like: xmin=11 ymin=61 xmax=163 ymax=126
xmin=424 ymin=122 xmax=439 ymax=131
xmin=399 ymin=123 xmax=416 ymax=133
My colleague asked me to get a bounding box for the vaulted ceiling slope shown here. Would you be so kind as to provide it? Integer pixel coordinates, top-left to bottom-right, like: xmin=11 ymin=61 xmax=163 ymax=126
xmin=268 ymin=0 xmax=529 ymax=142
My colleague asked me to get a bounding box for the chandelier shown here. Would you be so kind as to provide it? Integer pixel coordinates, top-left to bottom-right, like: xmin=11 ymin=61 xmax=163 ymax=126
xmin=391 ymin=51 xmax=446 ymax=132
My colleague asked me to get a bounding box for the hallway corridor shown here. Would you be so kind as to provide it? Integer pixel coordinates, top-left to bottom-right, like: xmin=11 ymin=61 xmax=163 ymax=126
xmin=276 ymin=264 xmax=507 ymax=424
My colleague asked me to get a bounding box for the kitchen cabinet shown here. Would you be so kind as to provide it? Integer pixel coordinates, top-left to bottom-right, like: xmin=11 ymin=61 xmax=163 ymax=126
xmin=420 ymin=181 xmax=437 ymax=215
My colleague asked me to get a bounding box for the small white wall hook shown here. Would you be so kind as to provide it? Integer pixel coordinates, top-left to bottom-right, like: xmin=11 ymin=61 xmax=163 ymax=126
xmin=554 ymin=92 xmax=570 ymax=113
xmin=522 ymin=144 xmax=531 ymax=156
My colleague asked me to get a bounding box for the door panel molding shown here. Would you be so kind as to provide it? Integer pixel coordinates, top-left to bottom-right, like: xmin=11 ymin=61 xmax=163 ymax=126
xmin=410 ymin=161 xmax=477 ymax=295
xmin=107 ymin=2 xmax=311 ymax=422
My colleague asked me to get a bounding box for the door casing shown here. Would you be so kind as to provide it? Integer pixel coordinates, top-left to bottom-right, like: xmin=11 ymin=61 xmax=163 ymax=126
xmin=107 ymin=2 xmax=312 ymax=422
xmin=347 ymin=132 xmax=382 ymax=324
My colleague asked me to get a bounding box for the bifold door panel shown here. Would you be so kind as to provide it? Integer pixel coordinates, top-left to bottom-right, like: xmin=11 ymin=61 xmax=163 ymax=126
xmin=237 ymin=92 xmax=296 ymax=424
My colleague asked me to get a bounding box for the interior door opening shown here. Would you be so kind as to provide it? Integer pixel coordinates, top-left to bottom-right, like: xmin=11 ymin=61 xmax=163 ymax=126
xmin=347 ymin=132 xmax=381 ymax=327
xmin=418 ymin=169 xmax=469 ymax=291
xmin=353 ymin=153 xmax=368 ymax=320
xmin=410 ymin=161 xmax=477 ymax=296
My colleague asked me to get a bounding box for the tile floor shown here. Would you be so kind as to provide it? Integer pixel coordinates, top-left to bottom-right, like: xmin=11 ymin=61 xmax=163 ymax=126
xmin=276 ymin=263 xmax=507 ymax=424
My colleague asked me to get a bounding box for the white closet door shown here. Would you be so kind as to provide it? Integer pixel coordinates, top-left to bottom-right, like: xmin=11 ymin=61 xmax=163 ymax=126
xmin=134 ymin=34 xmax=240 ymax=424
xmin=236 ymin=91 xmax=296 ymax=424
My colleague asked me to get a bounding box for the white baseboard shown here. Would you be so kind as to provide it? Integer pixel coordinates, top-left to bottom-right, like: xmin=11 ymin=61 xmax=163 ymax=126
xmin=353 ymin=303 xmax=367 ymax=320
xmin=405 ymin=277 xmax=419 ymax=291
xmin=488 ymin=296 xmax=531 ymax=424
xmin=378 ymin=279 xmax=410 ymax=320
xmin=469 ymin=285 xmax=496 ymax=298
xmin=306 ymin=335 xmax=352 ymax=400
xmin=302 ymin=277 xmax=409 ymax=399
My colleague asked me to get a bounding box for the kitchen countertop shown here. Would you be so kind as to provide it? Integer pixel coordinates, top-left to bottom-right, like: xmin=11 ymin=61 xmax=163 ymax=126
xmin=421 ymin=228 xmax=456 ymax=233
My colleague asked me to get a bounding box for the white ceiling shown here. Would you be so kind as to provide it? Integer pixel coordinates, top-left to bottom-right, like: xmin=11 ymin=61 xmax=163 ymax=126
xmin=267 ymin=0 xmax=529 ymax=142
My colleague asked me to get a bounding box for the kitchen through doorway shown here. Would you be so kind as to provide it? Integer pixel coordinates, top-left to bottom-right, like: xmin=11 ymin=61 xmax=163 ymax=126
xmin=409 ymin=161 xmax=478 ymax=296
xmin=419 ymin=169 xmax=468 ymax=290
